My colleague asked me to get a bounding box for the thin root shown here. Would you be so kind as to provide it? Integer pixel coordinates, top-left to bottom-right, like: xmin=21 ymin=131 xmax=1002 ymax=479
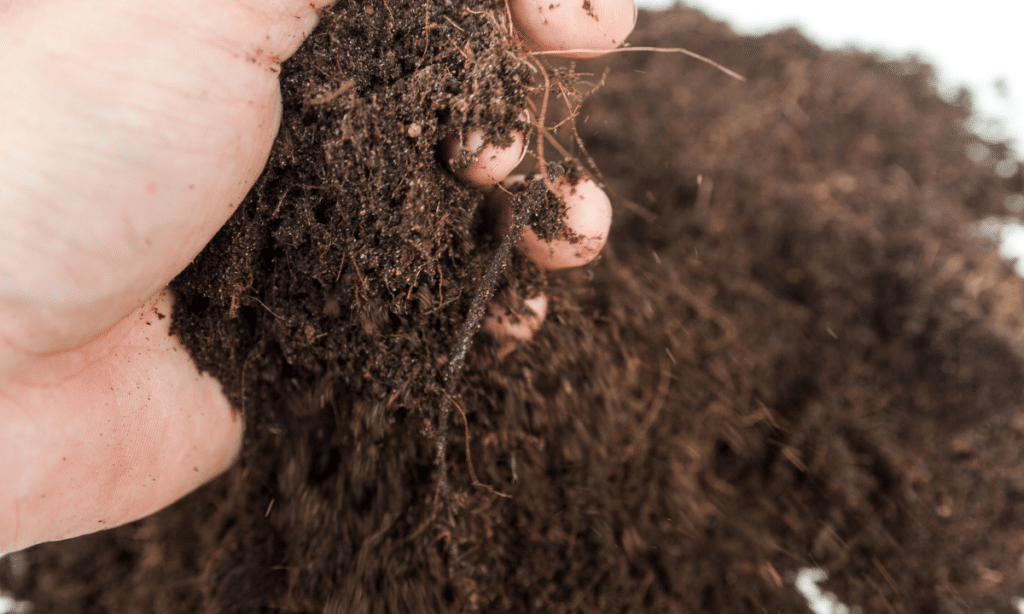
xmin=447 ymin=390 xmax=511 ymax=498
xmin=531 ymin=57 xmax=557 ymax=193
xmin=529 ymin=46 xmax=746 ymax=82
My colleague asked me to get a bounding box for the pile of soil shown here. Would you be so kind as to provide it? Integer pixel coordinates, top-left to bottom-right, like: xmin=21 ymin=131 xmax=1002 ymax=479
xmin=4 ymin=2 xmax=1024 ymax=612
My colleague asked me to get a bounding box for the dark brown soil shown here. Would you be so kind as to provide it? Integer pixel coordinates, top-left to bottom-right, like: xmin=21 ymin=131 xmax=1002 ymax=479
xmin=5 ymin=2 xmax=1024 ymax=612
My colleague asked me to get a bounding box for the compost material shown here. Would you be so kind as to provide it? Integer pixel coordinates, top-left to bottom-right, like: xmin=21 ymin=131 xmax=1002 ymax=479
xmin=5 ymin=2 xmax=1024 ymax=612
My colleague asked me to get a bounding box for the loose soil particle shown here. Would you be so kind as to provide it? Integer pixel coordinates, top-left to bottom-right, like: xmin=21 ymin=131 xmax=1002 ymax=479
xmin=4 ymin=4 xmax=1024 ymax=613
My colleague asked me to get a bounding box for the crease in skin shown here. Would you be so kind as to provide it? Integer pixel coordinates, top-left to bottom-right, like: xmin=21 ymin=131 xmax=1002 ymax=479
xmin=1 ymin=290 xmax=242 ymax=553
xmin=1 ymin=283 xmax=156 ymax=387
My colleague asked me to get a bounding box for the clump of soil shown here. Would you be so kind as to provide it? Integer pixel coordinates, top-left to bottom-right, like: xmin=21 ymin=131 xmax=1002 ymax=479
xmin=5 ymin=3 xmax=1024 ymax=613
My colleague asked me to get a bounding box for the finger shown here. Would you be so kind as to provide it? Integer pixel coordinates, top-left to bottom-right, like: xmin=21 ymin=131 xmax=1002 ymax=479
xmin=518 ymin=175 xmax=612 ymax=270
xmin=482 ymin=294 xmax=548 ymax=359
xmin=495 ymin=175 xmax=612 ymax=271
xmin=0 ymin=0 xmax=336 ymax=371
xmin=509 ymin=0 xmax=637 ymax=58
xmin=443 ymin=0 xmax=638 ymax=185
xmin=0 ymin=289 xmax=242 ymax=554
xmin=443 ymin=128 xmax=527 ymax=187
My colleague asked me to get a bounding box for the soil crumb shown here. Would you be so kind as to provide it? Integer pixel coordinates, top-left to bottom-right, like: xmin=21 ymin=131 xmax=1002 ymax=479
xmin=4 ymin=4 xmax=1024 ymax=613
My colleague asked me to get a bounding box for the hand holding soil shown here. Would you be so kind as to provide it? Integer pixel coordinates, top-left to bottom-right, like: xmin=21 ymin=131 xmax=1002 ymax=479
xmin=0 ymin=0 xmax=632 ymax=555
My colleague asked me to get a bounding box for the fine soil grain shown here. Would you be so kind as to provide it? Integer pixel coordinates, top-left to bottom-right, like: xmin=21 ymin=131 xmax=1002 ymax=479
xmin=4 ymin=3 xmax=1024 ymax=612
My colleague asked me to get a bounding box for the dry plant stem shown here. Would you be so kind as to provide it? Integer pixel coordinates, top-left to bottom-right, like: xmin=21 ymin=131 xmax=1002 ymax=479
xmin=306 ymin=80 xmax=355 ymax=106
xmin=434 ymin=207 xmax=525 ymax=526
xmin=530 ymin=46 xmax=747 ymax=82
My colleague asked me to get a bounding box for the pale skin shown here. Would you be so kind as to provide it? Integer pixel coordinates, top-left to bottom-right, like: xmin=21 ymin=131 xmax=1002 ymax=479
xmin=0 ymin=0 xmax=634 ymax=554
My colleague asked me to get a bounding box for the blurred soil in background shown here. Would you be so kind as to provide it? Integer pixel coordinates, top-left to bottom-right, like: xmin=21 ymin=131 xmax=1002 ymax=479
xmin=4 ymin=3 xmax=1024 ymax=612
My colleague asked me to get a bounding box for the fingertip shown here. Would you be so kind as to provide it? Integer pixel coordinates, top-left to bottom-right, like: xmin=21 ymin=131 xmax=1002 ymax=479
xmin=444 ymin=129 xmax=527 ymax=186
xmin=510 ymin=0 xmax=636 ymax=58
xmin=482 ymin=293 xmax=548 ymax=359
xmin=519 ymin=176 xmax=612 ymax=270
xmin=233 ymin=0 xmax=342 ymax=62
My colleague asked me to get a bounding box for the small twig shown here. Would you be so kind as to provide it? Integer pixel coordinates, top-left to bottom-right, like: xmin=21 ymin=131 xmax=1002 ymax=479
xmin=442 ymin=215 xmax=520 ymax=384
xmin=419 ymin=0 xmax=431 ymax=64
xmin=306 ymin=80 xmax=354 ymax=106
xmin=442 ymin=15 xmax=464 ymax=32
xmin=433 ymin=206 xmax=525 ymax=522
xmin=238 ymin=337 xmax=264 ymax=421
xmin=246 ymin=295 xmax=286 ymax=321
xmin=540 ymin=127 xmax=572 ymax=160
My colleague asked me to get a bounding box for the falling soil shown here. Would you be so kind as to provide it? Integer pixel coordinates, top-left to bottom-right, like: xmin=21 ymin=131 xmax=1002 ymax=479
xmin=5 ymin=2 xmax=1024 ymax=612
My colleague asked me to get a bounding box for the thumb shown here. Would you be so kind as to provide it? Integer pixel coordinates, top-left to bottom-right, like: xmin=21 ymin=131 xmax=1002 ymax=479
xmin=0 ymin=0 xmax=335 ymax=370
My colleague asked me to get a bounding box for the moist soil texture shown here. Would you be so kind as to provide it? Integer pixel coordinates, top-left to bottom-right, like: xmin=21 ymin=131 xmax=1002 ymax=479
xmin=5 ymin=2 xmax=1024 ymax=613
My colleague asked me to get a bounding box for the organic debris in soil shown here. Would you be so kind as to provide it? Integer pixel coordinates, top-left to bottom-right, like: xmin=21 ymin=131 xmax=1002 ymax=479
xmin=4 ymin=3 xmax=1024 ymax=613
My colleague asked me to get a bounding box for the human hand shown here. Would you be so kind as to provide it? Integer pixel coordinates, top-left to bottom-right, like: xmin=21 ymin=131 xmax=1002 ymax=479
xmin=0 ymin=0 xmax=634 ymax=554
